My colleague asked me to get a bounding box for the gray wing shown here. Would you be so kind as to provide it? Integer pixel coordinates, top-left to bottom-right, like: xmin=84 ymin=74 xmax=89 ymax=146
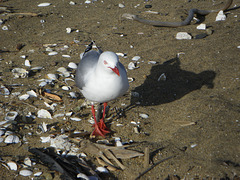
xmin=75 ymin=50 xmax=100 ymax=89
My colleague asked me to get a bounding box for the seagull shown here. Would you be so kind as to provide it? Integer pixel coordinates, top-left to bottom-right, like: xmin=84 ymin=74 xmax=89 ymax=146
xmin=75 ymin=43 xmax=129 ymax=137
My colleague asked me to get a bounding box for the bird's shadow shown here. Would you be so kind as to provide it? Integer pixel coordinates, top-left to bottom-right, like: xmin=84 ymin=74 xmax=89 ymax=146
xmin=130 ymin=56 xmax=216 ymax=106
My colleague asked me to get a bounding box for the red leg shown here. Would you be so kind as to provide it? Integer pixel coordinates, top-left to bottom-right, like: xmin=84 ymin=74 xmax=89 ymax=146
xmin=99 ymin=102 xmax=108 ymax=130
xmin=91 ymin=104 xmax=110 ymax=137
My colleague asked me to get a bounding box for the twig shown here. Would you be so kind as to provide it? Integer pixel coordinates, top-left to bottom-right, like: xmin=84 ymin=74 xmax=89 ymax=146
xmin=135 ymin=156 xmax=174 ymax=180
xmin=144 ymin=147 xmax=150 ymax=169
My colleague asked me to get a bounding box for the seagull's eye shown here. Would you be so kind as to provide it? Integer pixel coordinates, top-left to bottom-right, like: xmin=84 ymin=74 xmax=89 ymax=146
xmin=103 ymin=60 xmax=108 ymax=65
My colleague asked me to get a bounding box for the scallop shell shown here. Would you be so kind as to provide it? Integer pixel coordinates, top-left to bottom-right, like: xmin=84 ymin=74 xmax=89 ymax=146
xmin=19 ymin=169 xmax=33 ymax=176
xmin=4 ymin=135 xmax=20 ymax=144
xmin=7 ymin=161 xmax=18 ymax=171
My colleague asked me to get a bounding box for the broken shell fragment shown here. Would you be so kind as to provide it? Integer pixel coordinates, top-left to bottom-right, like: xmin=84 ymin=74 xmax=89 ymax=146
xmin=70 ymin=117 xmax=82 ymax=121
xmin=128 ymin=62 xmax=138 ymax=70
xmin=34 ymin=172 xmax=43 ymax=176
xmin=96 ymin=167 xmax=109 ymax=173
xmin=139 ymin=113 xmax=149 ymax=119
xmin=18 ymin=94 xmax=30 ymax=100
xmin=216 ymin=10 xmax=226 ymax=21
xmin=48 ymin=51 xmax=58 ymax=56
xmin=19 ymin=169 xmax=33 ymax=176
xmin=5 ymin=111 xmax=18 ymax=121
xmin=24 ymin=157 xmax=32 ymax=166
xmin=62 ymin=86 xmax=71 ymax=91
xmin=0 ymin=85 xmax=10 ymax=95
xmin=4 ymin=135 xmax=20 ymax=144
xmin=38 ymin=3 xmax=51 ymax=7
xmin=7 ymin=161 xmax=18 ymax=171
xmin=132 ymin=56 xmax=141 ymax=61
xmin=27 ymin=90 xmax=37 ymax=97
xmin=158 ymin=73 xmax=166 ymax=81
xmin=37 ymin=109 xmax=52 ymax=119
xmin=12 ymin=68 xmax=28 ymax=78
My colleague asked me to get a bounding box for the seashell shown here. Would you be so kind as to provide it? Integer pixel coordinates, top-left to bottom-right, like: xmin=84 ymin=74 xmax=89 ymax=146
xmin=77 ymin=173 xmax=89 ymax=180
xmin=128 ymin=62 xmax=138 ymax=70
xmin=34 ymin=172 xmax=43 ymax=176
xmin=47 ymin=73 xmax=58 ymax=80
xmin=132 ymin=56 xmax=141 ymax=61
xmin=12 ymin=68 xmax=28 ymax=78
xmin=4 ymin=135 xmax=20 ymax=144
xmin=114 ymin=137 xmax=123 ymax=147
xmin=57 ymin=67 xmax=70 ymax=77
xmin=0 ymin=121 xmax=9 ymax=126
xmin=216 ymin=10 xmax=226 ymax=21
xmin=40 ymin=136 xmax=51 ymax=143
xmin=5 ymin=111 xmax=18 ymax=121
xmin=66 ymin=27 xmax=72 ymax=33
xmin=53 ymin=113 xmax=65 ymax=118
xmin=62 ymin=86 xmax=71 ymax=91
xmin=19 ymin=169 xmax=33 ymax=176
xmin=7 ymin=161 xmax=18 ymax=171
xmin=196 ymin=23 xmax=206 ymax=30
xmin=39 ymin=81 xmax=47 ymax=87
xmin=85 ymin=0 xmax=91 ymax=4
xmin=96 ymin=167 xmax=109 ymax=173
xmin=116 ymin=52 xmax=125 ymax=57
xmin=69 ymin=1 xmax=76 ymax=5
xmin=0 ymin=85 xmax=10 ymax=95
xmin=24 ymin=60 xmax=31 ymax=67
xmin=158 ymin=73 xmax=166 ymax=81
xmin=48 ymin=51 xmax=58 ymax=56
xmin=62 ymin=55 xmax=71 ymax=58
xmin=5 ymin=131 xmax=13 ymax=136
xmin=18 ymin=94 xmax=30 ymax=100
xmin=20 ymin=55 xmax=27 ymax=59
xmin=27 ymin=90 xmax=37 ymax=97
xmin=68 ymin=62 xmax=77 ymax=69
xmin=190 ymin=144 xmax=197 ymax=148
xmin=31 ymin=66 xmax=43 ymax=71
xmin=176 ymin=32 xmax=192 ymax=40
xmin=0 ymin=137 xmax=3 ymax=143
xmin=70 ymin=117 xmax=82 ymax=121
xmin=38 ymin=3 xmax=51 ymax=7
xmin=139 ymin=113 xmax=149 ymax=119
xmin=118 ymin=3 xmax=125 ymax=8
xmin=24 ymin=157 xmax=32 ymax=166
xmin=37 ymin=109 xmax=52 ymax=119
xmin=65 ymin=112 xmax=73 ymax=116
xmin=69 ymin=92 xmax=77 ymax=98
xmin=148 ymin=61 xmax=157 ymax=64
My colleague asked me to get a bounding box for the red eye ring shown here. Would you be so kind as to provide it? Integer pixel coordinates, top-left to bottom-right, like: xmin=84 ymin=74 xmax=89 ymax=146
xmin=104 ymin=60 xmax=108 ymax=65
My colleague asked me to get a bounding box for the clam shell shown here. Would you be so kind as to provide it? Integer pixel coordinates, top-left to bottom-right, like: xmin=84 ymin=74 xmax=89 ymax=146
xmin=5 ymin=111 xmax=18 ymax=121
xmin=62 ymin=86 xmax=71 ymax=91
xmin=48 ymin=51 xmax=58 ymax=56
xmin=19 ymin=169 xmax=33 ymax=176
xmin=70 ymin=117 xmax=82 ymax=122
xmin=128 ymin=62 xmax=137 ymax=70
xmin=0 ymin=85 xmax=10 ymax=95
xmin=7 ymin=161 xmax=18 ymax=171
xmin=139 ymin=113 xmax=149 ymax=119
xmin=27 ymin=90 xmax=37 ymax=97
xmin=40 ymin=136 xmax=51 ymax=143
xmin=62 ymin=55 xmax=71 ymax=58
xmin=0 ymin=137 xmax=3 ymax=143
xmin=47 ymin=73 xmax=58 ymax=80
xmin=4 ymin=135 xmax=20 ymax=144
xmin=96 ymin=167 xmax=109 ymax=173
xmin=38 ymin=3 xmax=51 ymax=7
xmin=37 ymin=109 xmax=52 ymax=119
xmin=18 ymin=94 xmax=30 ymax=100
xmin=57 ymin=67 xmax=70 ymax=77
xmin=77 ymin=173 xmax=89 ymax=180
xmin=68 ymin=62 xmax=77 ymax=69
xmin=132 ymin=56 xmax=141 ymax=61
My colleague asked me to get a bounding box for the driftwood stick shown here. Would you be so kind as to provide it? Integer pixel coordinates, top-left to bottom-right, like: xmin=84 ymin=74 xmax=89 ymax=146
xmin=105 ymin=149 xmax=126 ymax=170
xmin=135 ymin=156 xmax=174 ymax=180
xmin=144 ymin=147 xmax=150 ymax=168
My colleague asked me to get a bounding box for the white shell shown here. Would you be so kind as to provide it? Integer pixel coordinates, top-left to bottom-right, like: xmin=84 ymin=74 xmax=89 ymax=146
xmin=148 ymin=61 xmax=157 ymax=64
xmin=176 ymin=32 xmax=192 ymax=40
xmin=38 ymin=3 xmax=51 ymax=7
xmin=48 ymin=51 xmax=58 ymax=56
xmin=132 ymin=56 xmax=141 ymax=61
xmin=96 ymin=167 xmax=109 ymax=173
xmin=2 ymin=25 xmax=8 ymax=30
xmin=66 ymin=27 xmax=72 ymax=33
xmin=4 ymin=135 xmax=20 ymax=144
xmin=47 ymin=73 xmax=58 ymax=80
xmin=24 ymin=157 xmax=32 ymax=166
xmin=69 ymin=92 xmax=77 ymax=98
xmin=31 ymin=66 xmax=43 ymax=71
xmin=68 ymin=62 xmax=77 ymax=69
xmin=0 ymin=129 xmax=5 ymax=136
xmin=53 ymin=113 xmax=65 ymax=118
xmin=139 ymin=113 xmax=149 ymax=119
xmin=57 ymin=67 xmax=70 ymax=77
xmin=7 ymin=161 xmax=18 ymax=171
xmin=77 ymin=173 xmax=89 ymax=180
xmin=27 ymin=90 xmax=37 ymax=97
xmin=69 ymin=1 xmax=76 ymax=5
xmin=62 ymin=55 xmax=71 ymax=58
xmin=12 ymin=68 xmax=28 ymax=78
xmin=62 ymin=86 xmax=71 ymax=91
xmin=40 ymin=136 xmax=51 ymax=143
xmin=116 ymin=52 xmax=125 ymax=57
xmin=24 ymin=60 xmax=31 ymax=67
xmin=216 ymin=10 xmax=226 ymax=21
xmin=0 ymin=85 xmax=10 ymax=95
xmin=20 ymin=55 xmax=26 ymax=59
xmin=19 ymin=169 xmax=33 ymax=176
xmin=39 ymin=81 xmax=47 ymax=87
xmin=18 ymin=94 xmax=30 ymax=100
xmin=70 ymin=117 xmax=82 ymax=122
xmin=0 ymin=137 xmax=3 ymax=143
xmin=128 ymin=62 xmax=137 ymax=70
xmin=65 ymin=112 xmax=73 ymax=116
xmin=85 ymin=0 xmax=91 ymax=4
xmin=34 ymin=172 xmax=43 ymax=176
xmin=37 ymin=109 xmax=52 ymax=119
xmin=196 ymin=23 xmax=206 ymax=30
xmin=5 ymin=111 xmax=18 ymax=121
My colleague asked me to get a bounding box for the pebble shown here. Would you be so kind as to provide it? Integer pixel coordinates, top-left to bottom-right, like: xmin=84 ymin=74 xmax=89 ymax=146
xmin=196 ymin=23 xmax=206 ymax=30
xmin=38 ymin=3 xmax=51 ymax=7
xmin=215 ymin=10 xmax=226 ymax=21
xmin=206 ymin=29 xmax=213 ymax=35
xmin=176 ymin=32 xmax=192 ymax=40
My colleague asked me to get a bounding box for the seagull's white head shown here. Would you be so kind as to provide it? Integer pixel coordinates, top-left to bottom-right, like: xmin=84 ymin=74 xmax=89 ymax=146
xmin=99 ymin=51 xmax=120 ymax=76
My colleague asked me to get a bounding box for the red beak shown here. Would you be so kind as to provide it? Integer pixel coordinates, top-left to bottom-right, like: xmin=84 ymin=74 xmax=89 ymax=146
xmin=110 ymin=66 xmax=120 ymax=76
